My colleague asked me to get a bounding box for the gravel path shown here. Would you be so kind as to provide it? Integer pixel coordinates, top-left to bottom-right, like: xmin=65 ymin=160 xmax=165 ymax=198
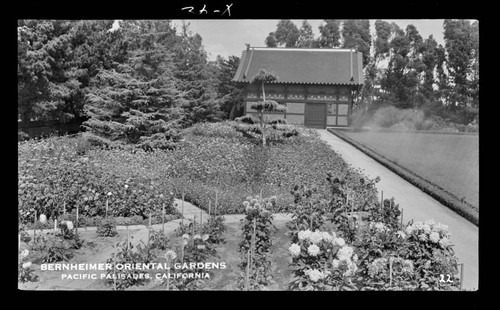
xmin=317 ymin=129 xmax=478 ymax=290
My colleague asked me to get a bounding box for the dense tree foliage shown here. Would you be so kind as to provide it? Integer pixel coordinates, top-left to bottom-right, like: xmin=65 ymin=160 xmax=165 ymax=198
xmin=263 ymin=19 xmax=479 ymax=124
xmin=18 ymin=20 xmax=245 ymax=148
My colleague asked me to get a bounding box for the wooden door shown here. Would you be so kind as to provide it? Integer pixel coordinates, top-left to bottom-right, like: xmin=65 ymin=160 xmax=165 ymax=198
xmin=305 ymin=103 xmax=326 ymax=128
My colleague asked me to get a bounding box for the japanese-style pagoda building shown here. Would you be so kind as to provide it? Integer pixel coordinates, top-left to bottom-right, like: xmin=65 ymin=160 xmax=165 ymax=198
xmin=232 ymin=46 xmax=364 ymax=128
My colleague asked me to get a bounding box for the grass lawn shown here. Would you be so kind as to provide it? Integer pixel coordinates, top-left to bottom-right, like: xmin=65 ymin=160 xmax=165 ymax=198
xmin=339 ymin=131 xmax=479 ymax=209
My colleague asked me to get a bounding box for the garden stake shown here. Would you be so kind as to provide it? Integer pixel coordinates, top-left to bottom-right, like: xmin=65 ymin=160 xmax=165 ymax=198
xmin=401 ymin=208 xmax=404 ymax=227
xmin=380 ymin=191 xmax=383 ymax=214
xmin=181 ymin=241 xmax=184 ymax=263
xmin=389 ymin=258 xmax=393 ymax=287
xmin=113 ymin=243 xmax=117 ymax=290
xmin=76 ymin=205 xmax=79 ymax=237
xmin=245 ymin=249 xmax=250 ymax=291
xmin=105 ymin=199 xmax=109 ymax=219
xmin=260 ymin=188 xmax=263 ymax=199
xmin=181 ymin=192 xmax=185 ymax=226
xmin=166 ymin=266 xmax=170 ymax=290
xmin=251 ymin=218 xmax=256 ymax=270
xmin=215 ymin=191 xmax=218 ymax=215
xmin=208 ymin=199 xmax=211 ymax=217
xmin=460 ymin=263 xmax=464 ymax=290
xmin=63 ymin=201 xmax=66 ymax=216
xmin=148 ymin=211 xmax=152 ymax=247
xmin=126 ymin=226 xmax=130 ymax=251
xmin=162 ymin=203 xmax=165 ymax=233
xmin=34 ymin=210 xmax=37 ymax=241
xmin=192 ymin=216 xmax=196 ymax=236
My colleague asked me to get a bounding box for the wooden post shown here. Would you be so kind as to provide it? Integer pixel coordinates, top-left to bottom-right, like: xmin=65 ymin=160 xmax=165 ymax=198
xmin=105 ymin=199 xmax=109 ymax=219
xmin=460 ymin=263 xmax=464 ymax=290
xmin=162 ymin=203 xmax=165 ymax=233
xmin=18 ymin=233 xmax=21 ymax=252
xmin=192 ymin=216 xmax=196 ymax=236
xmin=208 ymin=200 xmax=211 ymax=217
xmin=63 ymin=201 xmax=66 ymax=216
xmin=75 ymin=205 xmax=79 ymax=237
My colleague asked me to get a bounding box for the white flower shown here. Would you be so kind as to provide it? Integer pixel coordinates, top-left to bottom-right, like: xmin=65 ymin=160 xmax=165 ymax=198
xmin=289 ymin=243 xmax=301 ymax=257
xmin=107 ymin=192 xmax=112 ymax=196
xmin=242 ymin=201 xmax=250 ymax=207
xmin=422 ymin=224 xmax=431 ymax=234
xmin=193 ymin=234 xmax=201 ymax=240
xmin=182 ymin=239 xmax=188 ymax=246
xmin=304 ymin=269 xmax=327 ymax=282
xmin=396 ymin=231 xmax=406 ymax=239
xmin=418 ymin=234 xmax=428 ymax=242
xmin=39 ymin=214 xmax=47 ymax=224
xmin=309 ymin=231 xmax=323 ymax=244
xmin=374 ymin=222 xmax=386 ymax=232
xmin=439 ymin=237 xmax=450 ymax=248
xmin=429 ymin=232 xmax=440 ymax=243
xmin=307 ymin=244 xmax=321 ymax=256
xmin=332 ymin=259 xmax=340 ymax=269
xmin=344 ymin=261 xmax=358 ymax=276
xmin=22 ymin=262 xmax=32 ymax=269
xmin=124 ymin=184 xmax=129 ymax=189
xmin=197 ymin=245 xmax=206 ymax=250
xmin=182 ymin=234 xmax=190 ymax=239
xmin=337 ymin=246 xmax=354 ymax=261
xmin=159 ymin=194 xmax=164 ymax=198
xmin=352 ymin=254 xmax=358 ymax=262
xmin=298 ymin=229 xmax=312 ymax=241
xmin=66 ymin=221 xmax=73 ymax=230
xmin=402 ymin=260 xmax=414 ymax=273
xmin=332 ymin=237 xmax=345 ymax=247
xmin=164 ymin=250 xmax=176 ymax=261
xmin=202 ymin=234 xmax=210 ymax=241
xmin=20 ymin=249 xmax=29 ymax=258
xmin=405 ymin=225 xmax=415 ymax=234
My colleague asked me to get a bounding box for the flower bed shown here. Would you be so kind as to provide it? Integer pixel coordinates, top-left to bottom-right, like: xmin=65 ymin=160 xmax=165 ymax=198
xmin=18 ymin=136 xmax=178 ymax=228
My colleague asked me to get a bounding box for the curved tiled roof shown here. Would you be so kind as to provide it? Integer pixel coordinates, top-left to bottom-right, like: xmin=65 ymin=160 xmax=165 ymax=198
xmin=232 ymin=47 xmax=364 ymax=86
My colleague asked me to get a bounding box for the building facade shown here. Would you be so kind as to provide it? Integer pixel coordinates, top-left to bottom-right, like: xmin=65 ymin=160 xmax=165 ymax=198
xmin=232 ymin=47 xmax=364 ymax=128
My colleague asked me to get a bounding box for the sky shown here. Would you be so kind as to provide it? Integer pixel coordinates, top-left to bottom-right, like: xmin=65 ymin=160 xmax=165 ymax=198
xmin=170 ymin=19 xmax=447 ymax=61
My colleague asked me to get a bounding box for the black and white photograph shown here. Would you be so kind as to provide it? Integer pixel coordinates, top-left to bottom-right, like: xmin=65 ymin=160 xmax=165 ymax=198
xmin=17 ymin=17 xmax=479 ymax=292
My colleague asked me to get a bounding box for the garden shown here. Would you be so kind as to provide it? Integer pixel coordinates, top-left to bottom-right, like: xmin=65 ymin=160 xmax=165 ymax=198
xmin=18 ymin=120 xmax=463 ymax=290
